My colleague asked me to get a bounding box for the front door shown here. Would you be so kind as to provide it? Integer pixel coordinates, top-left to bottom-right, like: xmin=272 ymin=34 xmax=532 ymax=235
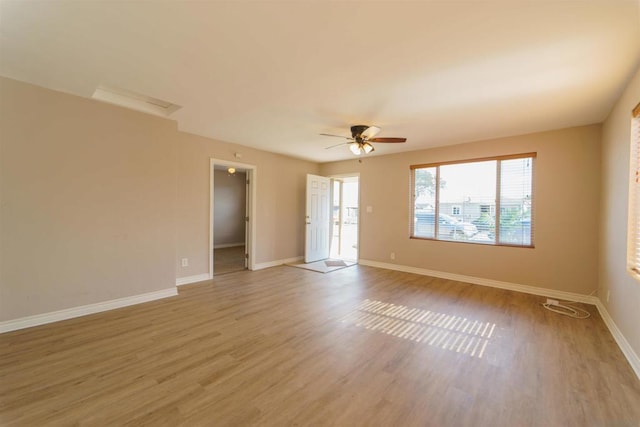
xmin=305 ymin=174 xmax=331 ymax=263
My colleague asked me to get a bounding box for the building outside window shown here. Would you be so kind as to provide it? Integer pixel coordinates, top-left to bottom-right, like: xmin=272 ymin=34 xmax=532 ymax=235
xmin=411 ymin=153 xmax=535 ymax=246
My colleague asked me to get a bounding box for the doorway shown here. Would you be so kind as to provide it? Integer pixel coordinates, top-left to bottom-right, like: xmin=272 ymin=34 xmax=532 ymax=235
xmin=330 ymin=175 xmax=359 ymax=261
xmin=210 ymin=159 xmax=256 ymax=276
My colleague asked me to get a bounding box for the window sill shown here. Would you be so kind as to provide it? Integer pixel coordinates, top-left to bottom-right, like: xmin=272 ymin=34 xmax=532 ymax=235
xmin=410 ymin=236 xmax=534 ymax=249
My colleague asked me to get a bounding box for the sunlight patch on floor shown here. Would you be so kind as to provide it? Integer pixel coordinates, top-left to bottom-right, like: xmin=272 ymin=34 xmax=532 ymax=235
xmin=341 ymin=299 xmax=496 ymax=358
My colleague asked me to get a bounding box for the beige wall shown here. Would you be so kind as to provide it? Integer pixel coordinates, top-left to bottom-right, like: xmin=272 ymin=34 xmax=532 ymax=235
xmin=2 ymin=69 xmax=636 ymax=365
xmin=0 ymin=77 xmax=319 ymax=322
xmin=321 ymin=125 xmax=601 ymax=294
xmin=175 ymin=132 xmax=319 ymax=277
xmin=3 ymin=70 xmax=626 ymax=340
xmin=213 ymin=170 xmax=246 ymax=247
xmin=0 ymin=77 xmax=177 ymax=321
xmin=599 ymin=66 xmax=640 ymax=357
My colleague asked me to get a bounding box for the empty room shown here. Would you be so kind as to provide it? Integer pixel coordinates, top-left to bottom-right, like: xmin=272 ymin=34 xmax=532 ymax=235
xmin=1 ymin=1 xmax=640 ymax=425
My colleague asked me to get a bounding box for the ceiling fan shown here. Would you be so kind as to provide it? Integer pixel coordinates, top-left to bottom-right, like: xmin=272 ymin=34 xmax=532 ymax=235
xmin=321 ymin=125 xmax=407 ymax=155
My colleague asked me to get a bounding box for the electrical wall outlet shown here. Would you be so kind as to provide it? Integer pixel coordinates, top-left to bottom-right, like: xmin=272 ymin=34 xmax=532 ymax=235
xmin=606 ymin=290 xmax=610 ymax=302
xmin=390 ymin=252 xmax=396 ymax=260
xmin=546 ymin=298 xmax=559 ymax=306
xmin=181 ymin=258 xmax=188 ymax=267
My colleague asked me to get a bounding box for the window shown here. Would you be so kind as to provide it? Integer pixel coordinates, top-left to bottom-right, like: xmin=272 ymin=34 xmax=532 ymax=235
xmin=628 ymin=103 xmax=640 ymax=276
xmin=411 ymin=153 xmax=535 ymax=246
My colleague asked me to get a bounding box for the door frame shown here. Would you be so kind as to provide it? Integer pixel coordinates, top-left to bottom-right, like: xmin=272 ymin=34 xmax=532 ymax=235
xmin=210 ymin=158 xmax=257 ymax=275
xmin=328 ymin=173 xmax=360 ymax=262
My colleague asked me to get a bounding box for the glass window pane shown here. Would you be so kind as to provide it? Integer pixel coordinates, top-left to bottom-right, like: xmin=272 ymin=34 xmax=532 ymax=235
xmin=439 ymin=161 xmax=495 ymax=243
xmin=411 ymin=154 xmax=534 ymax=247
xmin=414 ymin=167 xmax=436 ymax=238
xmin=499 ymin=158 xmax=533 ymax=245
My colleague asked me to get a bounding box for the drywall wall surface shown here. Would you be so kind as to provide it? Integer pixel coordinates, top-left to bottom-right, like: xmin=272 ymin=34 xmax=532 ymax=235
xmin=213 ymin=170 xmax=246 ymax=247
xmin=321 ymin=124 xmax=601 ymax=295
xmin=0 ymin=77 xmax=177 ymax=321
xmin=175 ymin=131 xmax=320 ymax=275
xmin=0 ymin=76 xmax=319 ymax=321
xmin=599 ymin=66 xmax=640 ymax=357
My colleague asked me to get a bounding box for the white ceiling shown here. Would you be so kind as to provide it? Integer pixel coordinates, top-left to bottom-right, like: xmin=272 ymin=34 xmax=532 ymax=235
xmin=1 ymin=1 xmax=639 ymax=163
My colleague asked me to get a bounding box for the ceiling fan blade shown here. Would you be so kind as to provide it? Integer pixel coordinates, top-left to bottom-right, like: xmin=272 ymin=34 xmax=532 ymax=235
xmin=325 ymin=142 xmax=349 ymax=149
xmin=368 ymin=137 xmax=407 ymax=143
xmin=320 ymin=133 xmax=353 ymax=140
xmin=361 ymin=126 xmax=381 ymax=139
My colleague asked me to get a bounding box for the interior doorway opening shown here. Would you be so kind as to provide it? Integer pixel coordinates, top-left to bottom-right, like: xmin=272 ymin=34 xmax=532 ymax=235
xmin=330 ymin=175 xmax=359 ymax=261
xmin=210 ymin=159 xmax=256 ymax=276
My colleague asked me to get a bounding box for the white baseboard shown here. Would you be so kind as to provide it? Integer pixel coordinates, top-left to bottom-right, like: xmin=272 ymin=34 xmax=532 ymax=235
xmin=0 ymin=288 xmax=178 ymax=334
xmin=253 ymin=256 xmax=304 ymax=271
xmin=359 ymin=259 xmax=640 ymax=380
xmin=359 ymin=259 xmax=598 ymax=305
xmin=176 ymin=273 xmax=212 ymax=286
xmin=214 ymin=242 xmax=245 ymax=249
xmin=359 ymin=259 xmax=598 ymax=304
xmin=595 ymin=300 xmax=640 ymax=380
xmin=179 ymin=256 xmax=304 ymax=281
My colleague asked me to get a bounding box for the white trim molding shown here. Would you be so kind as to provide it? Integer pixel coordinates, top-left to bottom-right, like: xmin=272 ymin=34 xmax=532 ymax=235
xmin=0 ymin=288 xmax=178 ymax=334
xmin=253 ymin=256 xmax=304 ymax=271
xmin=176 ymin=273 xmax=212 ymax=286
xmin=210 ymin=158 xmax=257 ymax=277
xmin=595 ymin=300 xmax=640 ymax=380
xmin=359 ymin=259 xmax=598 ymax=304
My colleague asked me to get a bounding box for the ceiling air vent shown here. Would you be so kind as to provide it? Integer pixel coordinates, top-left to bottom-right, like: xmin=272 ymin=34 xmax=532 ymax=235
xmin=91 ymin=84 xmax=181 ymax=118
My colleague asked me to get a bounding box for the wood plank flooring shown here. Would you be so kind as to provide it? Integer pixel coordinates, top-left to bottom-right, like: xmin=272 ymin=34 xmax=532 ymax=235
xmin=1 ymin=265 xmax=639 ymax=426
xmin=214 ymin=245 xmax=246 ymax=275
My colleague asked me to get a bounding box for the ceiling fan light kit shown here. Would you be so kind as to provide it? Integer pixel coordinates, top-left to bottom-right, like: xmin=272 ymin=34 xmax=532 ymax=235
xmin=349 ymin=142 xmax=375 ymax=155
xmin=362 ymin=142 xmax=374 ymax=154
xmin=322 ymin=125 xmax=407 ymax=156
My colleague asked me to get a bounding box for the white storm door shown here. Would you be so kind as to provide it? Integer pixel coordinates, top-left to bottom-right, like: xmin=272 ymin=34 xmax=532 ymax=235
xmin=305 ymin=174 xmax=331 ymax=263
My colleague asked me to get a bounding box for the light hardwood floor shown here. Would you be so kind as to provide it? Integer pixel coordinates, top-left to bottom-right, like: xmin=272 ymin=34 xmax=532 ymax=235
xmin=214 ymin=245 xmax=246 ymax=275
xmin=1 ymin=265 xmax=639 ymax=426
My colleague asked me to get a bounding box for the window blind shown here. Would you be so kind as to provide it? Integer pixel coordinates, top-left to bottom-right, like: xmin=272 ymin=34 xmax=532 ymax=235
xmin=629 ymin=103 xmax=640 ymax=274
xmin=499 ymin=157 xmax=534 ymax=246
xmin=411 ymin=153 xmax=535 ymax=246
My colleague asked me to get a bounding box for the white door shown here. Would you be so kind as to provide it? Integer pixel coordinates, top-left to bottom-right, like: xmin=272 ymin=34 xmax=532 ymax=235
xmin=305 ymin=174 xmax=331 ymax=263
